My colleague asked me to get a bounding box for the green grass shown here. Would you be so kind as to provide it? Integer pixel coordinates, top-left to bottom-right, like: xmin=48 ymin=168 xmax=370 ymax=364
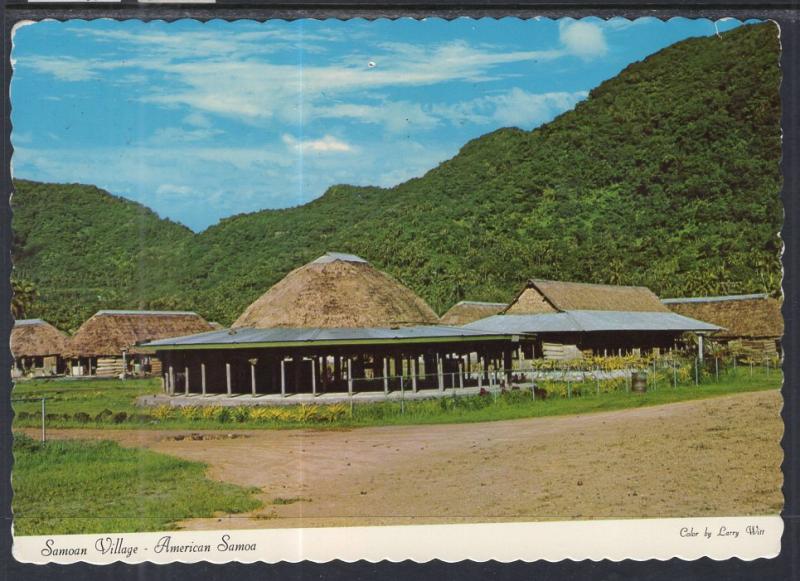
xmin=13 ymin=377 xmax=160 ymax=416
xmin=12 ymin=433 xmax=261 ymax=536
xmin=12 ymin=369 xmax=781 ymax=431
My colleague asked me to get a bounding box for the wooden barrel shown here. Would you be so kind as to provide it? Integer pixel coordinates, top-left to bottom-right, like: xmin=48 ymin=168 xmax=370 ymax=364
xmin=632 ymin=372 xmax=647 ymax=393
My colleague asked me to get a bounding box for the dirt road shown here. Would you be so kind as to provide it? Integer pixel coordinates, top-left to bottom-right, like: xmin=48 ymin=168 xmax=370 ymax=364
xmin=29 ymin=390 xmax=783 ymax=529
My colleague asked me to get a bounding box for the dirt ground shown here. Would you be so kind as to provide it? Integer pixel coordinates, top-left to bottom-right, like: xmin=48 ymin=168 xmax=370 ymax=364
xmin=27 ymin=390 xmax=784 ymax=529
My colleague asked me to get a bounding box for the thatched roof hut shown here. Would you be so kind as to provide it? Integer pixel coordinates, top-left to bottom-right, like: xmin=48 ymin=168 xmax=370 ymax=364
xmin=662 ymin=294 xmax=783 ymax=340
xmin=440 ymin=301 xmax=506 ymax=326
xmin=505 ymin=279 xmax=669 ymax=315
xmin=11 ymin=319 xmax=68 ymax=358
xmin=233 ymin=252 xmax=439 ymax=329
xmin=66 ymin=310 xmax=213 ymax=358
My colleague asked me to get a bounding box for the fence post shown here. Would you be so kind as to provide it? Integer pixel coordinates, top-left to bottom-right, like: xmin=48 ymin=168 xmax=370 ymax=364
xmin=715 ymin=357 xmax=719 ymax=382
xmin=695 ymin=358 xmax=699 ymax=386
xmin=672 ymin=360 xmax=677 ymax=389
xmin=767 ymin=358 xmax=770 ymax=376
xmin=400 ymin=375 xmax=405 ymax=415
xmin=595 ymin=367 xmax=600 ymax=397
xmin=41 ymin=398 xmax=46 ymax=443
xmin=652 ymin=358 xmax=657 ymax=391
xmin=627 ymin=369 xmax=631 ymax=393
xmin=750 ymin=361 xmax=753 ymax=376
xmin=568 ymin=381 xmax=572 ymax=399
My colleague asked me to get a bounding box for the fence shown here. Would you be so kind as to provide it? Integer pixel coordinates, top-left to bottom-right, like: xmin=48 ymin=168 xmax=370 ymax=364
xmin=337 ymin=352 xmax=779 ymax=402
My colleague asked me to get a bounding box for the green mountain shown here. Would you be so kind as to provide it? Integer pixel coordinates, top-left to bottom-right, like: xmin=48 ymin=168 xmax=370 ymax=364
xmin=12 ymin=23 xmax=782 ymax=331
xmin=12 ymin=181 xmax=193 ymax=332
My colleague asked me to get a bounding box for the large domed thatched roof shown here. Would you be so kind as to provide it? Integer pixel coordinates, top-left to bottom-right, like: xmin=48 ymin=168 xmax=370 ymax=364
xmin=233 ymin=252 xmax=439 ymax=329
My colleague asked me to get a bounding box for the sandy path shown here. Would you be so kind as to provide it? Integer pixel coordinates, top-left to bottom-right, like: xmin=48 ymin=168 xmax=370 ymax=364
xmin=26 ymin=390 xmax=783 ymax=529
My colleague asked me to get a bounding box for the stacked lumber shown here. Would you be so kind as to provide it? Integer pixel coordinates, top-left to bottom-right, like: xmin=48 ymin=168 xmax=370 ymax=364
xmin=543 ymin=342 xmax=583 ymax=361
xmin=96 ymin=357 xmax=124 ymax=377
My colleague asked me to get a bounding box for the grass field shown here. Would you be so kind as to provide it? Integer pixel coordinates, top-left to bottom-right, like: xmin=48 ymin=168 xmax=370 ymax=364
xmin=12 ymin=369 xmax=782 ymax=431
xmin=12 ymin=433 xmax=261 ymax=535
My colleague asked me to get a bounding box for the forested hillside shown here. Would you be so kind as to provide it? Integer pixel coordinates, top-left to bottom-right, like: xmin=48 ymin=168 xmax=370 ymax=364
xmin=12 ymin=181 xmax=193 ymax=332
xmin=12 ymin=23 xmax=782 ymax=330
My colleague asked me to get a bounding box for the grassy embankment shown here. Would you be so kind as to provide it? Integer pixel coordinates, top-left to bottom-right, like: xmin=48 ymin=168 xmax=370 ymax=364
xmin=12 ymin=368 xmax=782 ymax=431
xmin=12 ymin=433 xmax=261 ymax=536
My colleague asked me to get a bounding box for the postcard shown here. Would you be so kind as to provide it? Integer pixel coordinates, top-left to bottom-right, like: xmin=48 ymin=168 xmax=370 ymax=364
xmin=8 ymin=16 xmax=784 ymax=564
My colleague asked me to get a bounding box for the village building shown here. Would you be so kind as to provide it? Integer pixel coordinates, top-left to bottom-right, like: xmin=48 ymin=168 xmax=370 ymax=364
xmin=466 ymin=279 xmax=719 ymax=360
xmin=144 ymin=253 xmax=529 ymax=399
xmin=11 ymin=319 xmax=69 ymax=378
xmin=65 ymin=310 xmax=214 ymax=377
xmin=439 ymin=301 xmax=507 ymax=326
xmin=662 ymin=294 xmax=783 ymax=359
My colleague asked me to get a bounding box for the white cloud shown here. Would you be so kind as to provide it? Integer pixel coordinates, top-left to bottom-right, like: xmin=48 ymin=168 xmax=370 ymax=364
xmin=282 ymin=134 xmax=354 ymax=154
xmin=559 ymin=20 xmax=609 ymax=59
xmin=150 ymin=126 xmax=222 ymax=143
xmin=156 ymin=183 xmax=193 ymax=197
xmin=432 ymin=88 xmax=588 ymax=129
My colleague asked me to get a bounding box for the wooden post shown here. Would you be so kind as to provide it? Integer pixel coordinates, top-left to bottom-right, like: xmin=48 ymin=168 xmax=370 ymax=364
xmin=411 ymin=357 xmax=418 ymax=393
xmin=201 ymin=363 xmax=207 ymax=395
xmin=251 ymin=363 xmax=257 ymax=396
xmin=347 ymin=358 xmax=353 ymax=394
xmin=280 ymin=359 xmax=286 ymax=396
xmin=383 ymin=357 xmax=389 ymax=394
xmin=458 ymin=361 xmax=464 ymax=389
xmin=698 ymin=334 xmax=704 ymax=363
xmin=168 ymin=365 xmax=175 ymax=395
xmin=478 ymin=356 xmax=483 ymax=389
xmin=311 ymin=358 xmax=317 ymax=396
xmin=437 ymin=354 xmax=444 ymax=392
xmin=226 ymin=363 xmax=232 ymax=395
xmin=184 ymin=366 xmax=189 ymax=395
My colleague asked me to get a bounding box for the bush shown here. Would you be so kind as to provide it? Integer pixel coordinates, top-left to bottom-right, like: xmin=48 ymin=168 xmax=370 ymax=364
xmin=16 ymin=411 xmax=31 ymax=420
xmin=150 ymin=405 xmax=173 ymax=421
xmin=112 ymin=411 xmax=128 ymax=424
xmin=179 ymin=406 xmax=203 ymax=421
xmin=200 ymin=405 xmax=222 ymax=421
xmin=73 ymin=412 xmax=91 ymax=423
xmin=231 ymin=407 xmax=251 ymax=423
xmin=216 ymin=407 xmax=231 ymax=423
xmin=94 ymin=409 xmax=113 ymax=422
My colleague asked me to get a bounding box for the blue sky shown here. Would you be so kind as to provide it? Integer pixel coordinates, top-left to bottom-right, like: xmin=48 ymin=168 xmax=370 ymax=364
xmin=11 ymin=17 xmax=753 ymax=231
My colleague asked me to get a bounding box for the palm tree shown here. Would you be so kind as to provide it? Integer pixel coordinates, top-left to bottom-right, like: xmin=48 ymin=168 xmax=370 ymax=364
xmin=11 ymin=278 xmax=38 ymax=319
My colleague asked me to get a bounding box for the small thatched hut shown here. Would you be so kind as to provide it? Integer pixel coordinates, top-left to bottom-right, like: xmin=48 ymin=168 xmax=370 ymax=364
xmin=11 ymin=319 xmax=69 ymax=378
xmin=66 ymin=310 xmax=214 ymax=376
xmin=468 ymin=279 xmax=719 ymax=360
xmin=440 ymin=301 xmax=506 ymax=326
xmin=234 ymin=252 xmax=439 ymax=329
xmin=662 ymin=294 xmax=783 ymax=358
xmin=505 ymin=279 xmax=669 ymax=315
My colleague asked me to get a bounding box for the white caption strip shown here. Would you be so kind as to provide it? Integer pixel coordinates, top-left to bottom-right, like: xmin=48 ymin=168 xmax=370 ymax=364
xmin=13 ymin=515 xmax=782 ymax=565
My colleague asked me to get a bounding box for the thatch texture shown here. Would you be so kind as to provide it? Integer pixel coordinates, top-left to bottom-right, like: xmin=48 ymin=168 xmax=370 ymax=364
xmin=505 ymin=279 xmax=669 ymax=314
xmin=11 ymin=319 xmax=68 ymax=358
xmin=233 ymin=253 xmax=439 ymax=329
xmin=440 ymin=301 xmax=506 ymax=325
xmin=66 ymin=310 xmax=213 ymax=357
xmin=663 ymin=294 xmax=783 ymax=339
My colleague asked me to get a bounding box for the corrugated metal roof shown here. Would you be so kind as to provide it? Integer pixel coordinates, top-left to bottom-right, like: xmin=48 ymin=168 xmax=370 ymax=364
xmin=96 ymin=310 xmax=200 ymax=316
xmin=312 ymin=252 xmax=368 ymax=264
xmin=14 ymin=319 xmax=47 ymax=327
xmin=661 ymin=294 xmax=769 ymax=304
xmin=143 ymin=325 xmax=514 ymax=348
xmin=465 ymin=310 xmax=721 ymax=334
